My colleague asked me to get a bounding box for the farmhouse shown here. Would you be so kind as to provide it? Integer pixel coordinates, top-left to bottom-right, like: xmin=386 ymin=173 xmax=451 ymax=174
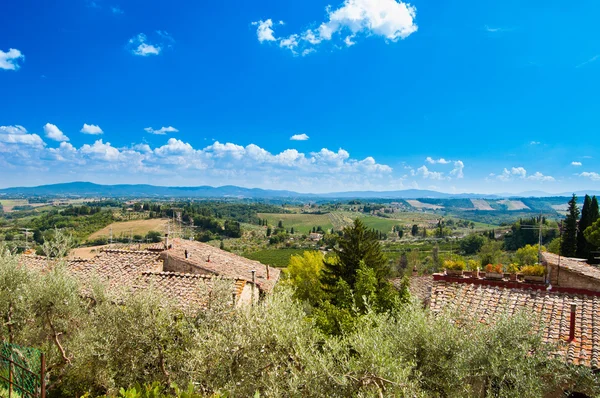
xmin=404 ymin=253 xmax=600 ymax=372
xmin=18 ymin=239 xmax=280 ymax=310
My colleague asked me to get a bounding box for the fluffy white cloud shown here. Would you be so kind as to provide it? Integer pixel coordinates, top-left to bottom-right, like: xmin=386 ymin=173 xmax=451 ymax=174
xmin=0 ymin=48 xmax=24 ymax=70
xmin=144 ymin=126 xmax=179 ymax=135
xmin=80 ymin=124 xmax=103 ymax=135
xmin=450 ymin=160 xmax=464 ymax=179
xmin=0 ymin=125 xmax=45 ymax=147
xmin=571 ymin=161 xmax=582 ymax=166
xmin=579 ymin=172 xmax=600 ymax=181
xmin=252 ymin=19 xmax=278 ymax=42
xmin=254 ymin=0 xmax=417 ymax=55
xmin=414 ymin=165 xmax=445 ymax=180
xmin=111 ymin=6 xmax=123 ymax=14
xmin=129 ymin=33 xmax=161 ymax=56
xmin=80 ymin=140 xmax=120 ymax=161
xmin=426 ymin=157 xmax=450 ymax=164
xmin=44 ymin=123 xmax=69 ymax=142
xmin=290 ymin=133 xmax=309 ymax=141
xmin=530 ymin=141 xmax=540 ymax=145
xmin=495 ymin=166 xmax=554 ymax=182
xmin=527 ymin=172 xmax=555 ymax=182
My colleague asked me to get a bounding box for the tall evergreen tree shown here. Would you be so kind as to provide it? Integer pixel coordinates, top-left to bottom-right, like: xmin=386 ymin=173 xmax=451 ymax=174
xmin=576 ymin=195 xmax=592 ymax=259
xmin=321 ymin=218 xmax=389 ymax=290
xmin=590 ymin=196 xmax=600 ymax=223
xmin=561 ymin=194 xmax=579 ymax=257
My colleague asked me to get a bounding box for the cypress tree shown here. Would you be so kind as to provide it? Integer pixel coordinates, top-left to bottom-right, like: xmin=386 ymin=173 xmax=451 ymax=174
xmin=576 ymin=195 xmax=592 ymax=259
xmin=590 ymin=196 xmax=600 ymax=223
xmin=321 ymin=218 xmax=389 ymax=290
xmin=561 ymin=194 xmax=579 ymax=257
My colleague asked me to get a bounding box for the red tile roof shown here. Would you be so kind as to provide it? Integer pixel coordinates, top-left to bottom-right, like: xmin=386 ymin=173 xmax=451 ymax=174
xmin=161 ymin=238 xmax=280 ymax=292
xmin=429 ymin=278 xmax=600 ymax=368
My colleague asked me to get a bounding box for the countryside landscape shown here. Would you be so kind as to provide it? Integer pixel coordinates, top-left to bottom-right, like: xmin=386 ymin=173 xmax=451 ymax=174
xmin=3 ymin=0 xmax=600 ymax=396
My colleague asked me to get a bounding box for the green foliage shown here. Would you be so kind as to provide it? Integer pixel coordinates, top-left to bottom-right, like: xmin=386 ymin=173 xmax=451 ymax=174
xmin=459 ymin=233 xmax=486 ymax=255
xmin=520 ymin=264 xmax=546 ymax=276
xmin=283 ymin=251 xmax=325 ymax=305
xmin=478 ymin=240 xmax=503 ymax=267
xmin=561 ymin=194 xmax=580 ymax=257
xmin=584 ymin=218 xmax=600 ymax=248
xmin=443 ymin=258 xmax=466 ymax=271
xmin=515 ymin=244 xmax=541 ymax=266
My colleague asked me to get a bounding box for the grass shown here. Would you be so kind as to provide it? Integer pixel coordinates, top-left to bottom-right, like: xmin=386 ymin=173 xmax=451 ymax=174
xmin=243 ymin=248 xmax=308 ymax=268
xmin=257 ymin=213 xmax=333 ymax=234
xmin=88 ymin=219 xmax=170 ymax=240
xmin=0 ymin=199 xmax=29 ymax=212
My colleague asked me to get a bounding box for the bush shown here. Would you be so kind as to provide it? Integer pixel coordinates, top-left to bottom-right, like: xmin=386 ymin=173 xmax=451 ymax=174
xmin=443 ymin=258 xmax=465 ymax=271
xmin=485 ymin=263 xmax=503 ymax=274
xmin=520 ymin=265 xmax=545 ymax=276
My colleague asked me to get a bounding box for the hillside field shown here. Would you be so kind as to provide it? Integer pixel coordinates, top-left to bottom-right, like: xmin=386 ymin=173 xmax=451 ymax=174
xmin=88 ymin=219 xmax=169 ymax=240
xmin=257 ymin=213 xmax=333 ymax=234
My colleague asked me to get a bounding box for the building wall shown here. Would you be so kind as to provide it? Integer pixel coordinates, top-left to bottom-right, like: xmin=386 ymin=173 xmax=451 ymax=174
xmin=548 ymin=263 xmax=600 ymax=292
xmin=237 ymin=283 xmax=259 ymax=307
xmin=162 ymin=254 xmax=216 ymax=276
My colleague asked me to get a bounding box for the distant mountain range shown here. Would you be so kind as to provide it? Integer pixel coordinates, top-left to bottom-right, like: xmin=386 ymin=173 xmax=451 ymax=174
xmin=0 ymin=182 xmax=598 ymax=200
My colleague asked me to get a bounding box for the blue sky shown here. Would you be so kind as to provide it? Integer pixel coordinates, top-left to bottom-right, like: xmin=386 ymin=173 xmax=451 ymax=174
xmin=1 ymin=0 xmax=599 ymax=193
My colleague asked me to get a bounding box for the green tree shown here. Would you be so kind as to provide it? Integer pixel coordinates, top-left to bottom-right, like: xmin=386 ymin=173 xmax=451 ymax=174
xmin=515 ymin=244 xmax=541 ymax=266
xmin=411 ymin=224 xmax=419 ymax=236
xmin=322 ymin=219 xmax=389 ymax=289
xmin=584 ymin=218 xmax=600 ymax=247
xmin=576 ymin=195 xmax=593 ymax=259
xmin=561 ymin=194 xmax=579 ymax=257
xmin=284 ymin=251 xmax=325 ymax=305
xmin=459 ymin=233 xmax=487 ymax=255
xmin=478 ymin=240 xmax=503 ymax=266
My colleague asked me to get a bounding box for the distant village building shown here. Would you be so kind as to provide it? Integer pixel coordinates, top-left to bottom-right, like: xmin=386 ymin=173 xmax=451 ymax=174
xmin=309 ymin=232 xmax=323 ymax=241
xmin=19 ymin=238 xmax=281 ymax=310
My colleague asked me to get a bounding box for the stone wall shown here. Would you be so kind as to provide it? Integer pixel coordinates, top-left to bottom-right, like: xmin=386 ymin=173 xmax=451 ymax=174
xmin=161 ymin=254 xmax=216 ymax=276
xmin=547 ymin=263 xmax=600 ymax=292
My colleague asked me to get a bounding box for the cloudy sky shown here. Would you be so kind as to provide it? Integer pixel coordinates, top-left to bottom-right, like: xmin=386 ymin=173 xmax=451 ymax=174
xmin=1 ymin=0 xmax=599 ymax=193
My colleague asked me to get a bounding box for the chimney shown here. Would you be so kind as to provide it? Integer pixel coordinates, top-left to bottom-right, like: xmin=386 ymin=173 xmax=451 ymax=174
xmin=164 ymin=233 xmax=169 ymax=250
xmin=266 ymin=264 xmax=270 ymax=280
xmin=569 ymin=303 xmax=577 ymax=341
xmin=251 ymin=270 xmax=256 ymax=305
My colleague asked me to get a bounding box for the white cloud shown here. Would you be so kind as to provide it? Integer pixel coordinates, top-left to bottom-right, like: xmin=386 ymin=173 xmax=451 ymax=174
xmin=80 ymin=124 xmax=103 ymax=135
xmin=252 ymin=19 xmax=277 ymax=42
xmin=579 ymin=172 xmax=600 ymax=181
xmin=111 ymin=6 xmax=123 ymax=14
xmin=0 ymin=48 xmax=25 ymax=70
xmin=43 ymin=123 xmax=69 ymax=142
xmin=530 ymin=141 xmax=540 ymax=145
xmin=450 ymin=160 xmax=464 ymax=179
xmin=425 ymin=157 xmax=450 ymax=164
xmin=144 ymin=126 xmax=179 ymax=135
xmin=254 ymin=0 xmax=417 ymax=55
xmin=576 ymin=55 xmax=599 ymax=68
xmin=80 ymin=140 xmax=120 ymax=161
xmin=129 ymin=33 xmax=161 ymax=56
xmin=415 ymin=165 xmax=445 ymax=180
xmin=571 ymin=161 xmax=582 ymax=166
xmin=527 ymin=172 xmax=555 ymax=182
xmin=511 ymin=167 xmax=527 ymax=178
xmin=0 ymin=125 xmax=45 ymax=147
xmin=290 ymin=133 xmax=309 ymax=141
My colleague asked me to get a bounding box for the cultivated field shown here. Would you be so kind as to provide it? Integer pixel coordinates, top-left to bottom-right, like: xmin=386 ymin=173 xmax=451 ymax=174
xmin=0 ymin=199 xmax=46 ymax=212
xmin=470 ymin=199 xmax=494 ymax=211
xmin=499 ymin=199 xmax=530 ymax=211
xmin=88 ymin=219 xmax=169 ymax=240
xmin=405 ymin=200 xmax=443 ymax=210
xmin=257 ymin=213 xmax=333 ymax=234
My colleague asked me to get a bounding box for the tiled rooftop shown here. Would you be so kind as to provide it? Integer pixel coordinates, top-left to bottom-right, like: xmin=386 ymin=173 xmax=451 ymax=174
xmin=19 ymin=248 xmax=254 ymax=309
xmin=136 ymin=271 xmax=248 ymax=309
xmin=162 ymin=238 xmax=281 ymax=292
xmin=429 ymin=278 xmax=600 ymax=368
xmin=543 ymin=252 xmax=600 ymax=282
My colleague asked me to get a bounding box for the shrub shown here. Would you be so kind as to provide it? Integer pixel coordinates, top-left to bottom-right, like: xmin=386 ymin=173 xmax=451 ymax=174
xmin=507 ymin=263 xmax=520 ymax=274
xmin=444 ymin=259 xmax=465 ymax=271
xmin=485 ymin=263 xmax=503 ymax=274
xmin=466 ymin=259 xmax=479 ymax=271
xmin=520 ymin=265 xmax=545 ymax=276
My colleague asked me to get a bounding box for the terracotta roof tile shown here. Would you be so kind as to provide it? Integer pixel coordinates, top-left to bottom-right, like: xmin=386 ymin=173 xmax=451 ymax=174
xmin=161 ymin=238 xmax=280 ymax=292
xmin=429 ymin=279 xmax=600 ymax=368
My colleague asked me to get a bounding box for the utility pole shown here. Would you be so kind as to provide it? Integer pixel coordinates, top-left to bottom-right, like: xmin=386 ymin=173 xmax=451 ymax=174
xmin=109 ymin=227 xmax=113 ymax=245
